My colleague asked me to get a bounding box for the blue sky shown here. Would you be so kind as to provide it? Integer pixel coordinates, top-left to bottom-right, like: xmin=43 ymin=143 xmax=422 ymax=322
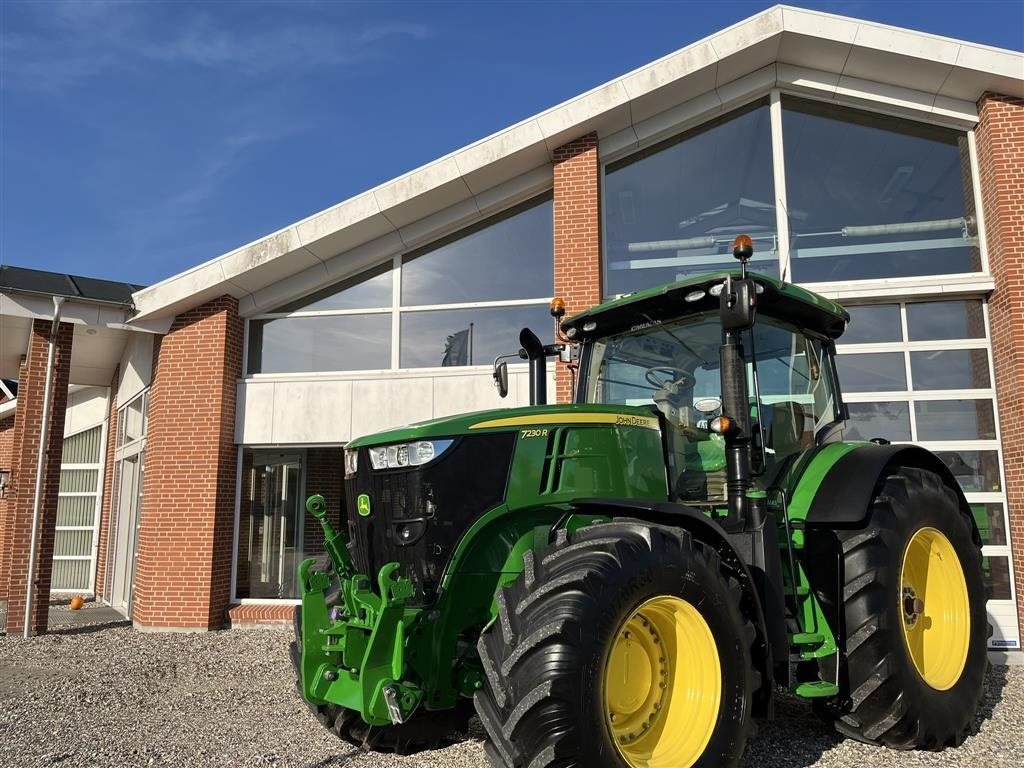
xmin=2 ymin=1 xmax=1022 ymax=286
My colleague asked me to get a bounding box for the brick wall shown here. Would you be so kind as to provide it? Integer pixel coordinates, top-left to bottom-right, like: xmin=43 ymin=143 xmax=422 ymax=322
xmin=0 ymin=414 xmax=15 ymax=601
xmin=975 ymin=92 xmax=1024 ymax=640
xmin=1 ymin=320 xmax=73 ymax=635
xmin=304 ymin=446 xmax=344 ymax=556
xmin=92 ymin=365 xmax=119 ymax=602
xmin=132 ymin=297 xmax=243 ymax=630
xmin=553 ymin=132 xmax=602 ymax=403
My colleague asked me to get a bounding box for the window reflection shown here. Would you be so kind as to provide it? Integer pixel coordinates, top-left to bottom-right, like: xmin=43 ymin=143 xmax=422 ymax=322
xmin=401 ymin=196 xmax=553 ymax=305
xmin=972 ymin=504 xmax=1007 ymax=546
xmin=915 ymin=399 xmax=996 ymax=440
xmin=603 ymin=101 xmax=776 ymax=296
xmin=782 ymin=97 xmax=979 ymax=282
xmin=250 ymin=315 xmax=391 ymax=374
xmin=934 ymin=450 xmax=1001 ymax=493
xmin=845 ymin=401 xmax=911 ymax=441
xmin=835 ymin=352 xmax=907 ymax=392
xmin=982 ymin=556 xmax=1012 ymax=601
xmin=277 ymin=262 xmax=392 ymax=313
xmin=840 ymin=305 xmax=902 ymax=345
xmin=906 ymin=301 xmax=986 ymax=341
xmin=910 ymin=349 xmax=990 ymax=390
xmin=399 ymin=305 xmax=552 ymax=368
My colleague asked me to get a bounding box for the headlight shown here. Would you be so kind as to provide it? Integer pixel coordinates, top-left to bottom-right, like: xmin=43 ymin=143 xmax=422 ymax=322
xmin=368 ymin=439 xmax=454 ymax=470
xmin=344 ymin=448 xmax=358 ymax=478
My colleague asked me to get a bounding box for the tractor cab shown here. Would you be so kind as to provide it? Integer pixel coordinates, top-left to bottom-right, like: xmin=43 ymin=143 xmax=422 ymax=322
xmin=562 ymin=266 xmax=849 ymax=509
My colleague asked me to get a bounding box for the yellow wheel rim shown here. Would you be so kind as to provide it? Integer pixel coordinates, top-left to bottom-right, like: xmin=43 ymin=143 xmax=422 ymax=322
xmin=900 ymin=527 xmax=970 ymax=690
xmin=604 ymin=596 xmax=721 ymax=768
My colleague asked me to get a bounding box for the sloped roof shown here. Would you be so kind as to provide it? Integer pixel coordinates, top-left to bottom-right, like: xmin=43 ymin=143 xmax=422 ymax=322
xmin=129 ymin=4 xmax=1023 ymax=324
xmin=1 ymin=265 xmax=142 ymax=306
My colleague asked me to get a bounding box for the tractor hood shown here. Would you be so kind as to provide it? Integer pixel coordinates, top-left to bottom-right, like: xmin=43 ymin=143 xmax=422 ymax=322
xmin=345 ymin=403 xmax=661 ymax=449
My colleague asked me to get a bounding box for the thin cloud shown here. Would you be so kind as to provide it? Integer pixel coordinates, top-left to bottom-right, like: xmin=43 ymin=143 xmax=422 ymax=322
xmin=1 ymin=2 xmax=435 ymax=91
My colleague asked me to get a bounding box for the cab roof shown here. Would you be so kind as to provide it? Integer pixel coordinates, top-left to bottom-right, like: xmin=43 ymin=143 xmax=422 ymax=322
xmin=561 ymin=271 xmax=849 ymax=342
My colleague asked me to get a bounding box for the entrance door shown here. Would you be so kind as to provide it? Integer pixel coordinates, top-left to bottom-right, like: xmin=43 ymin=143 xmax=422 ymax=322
xmin=245 ymin=455 xmax=302 ymax=599
xmin=110 ymin=453 xmax=143 ymax=616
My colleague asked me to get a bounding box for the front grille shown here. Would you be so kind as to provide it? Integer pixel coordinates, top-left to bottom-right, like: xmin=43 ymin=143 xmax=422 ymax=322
xmin=345 ymin=432 xmax=516 ymax=606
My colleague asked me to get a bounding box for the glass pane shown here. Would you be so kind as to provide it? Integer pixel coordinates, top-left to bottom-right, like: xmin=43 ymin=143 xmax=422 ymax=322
xmin=59 ymin=469 xmax=98 ymax=493
xmin=249 ymin=314 xmax=391 ymax=374
xmin=933 ymin=450 xmax=1001 ymax=493
xmin=54 ymin=529 xmax=93 ymax=557
xmin=906 ymin=300 xmax=986 ymax=341
xmin=56 ymin=495 xmax=98 ymax=527
xmin=400 ymin=305 xmax=552 ymax=368
xmin=122 ymin=396 xmax=146 ymax=444
xmin=839 ymin=304 xmax=902 ymax=345
xmin=982 ymin=556 xmax=1012 ymax=601
xmin=51 ymin=559 xmax=91 ymax=591
xmin=910 ymin=349 xmax=990 ymax=390
xmin=835 ymin=352 xmax=906 ymax=392
xmin=971 ymin=503 xmax=1007 ymax=546
xmin=845 ymin=402 xmax=911 ymax=442
xmin=62 ymin=426 xmax=102 ymax=464
xmin=783 ymin=97 xmax=979 ymax=282
xmin=401 ymin=196 xmax=553 ymax=305
xmin=603 ymin=101 xmax=777 ymax=296
xmin=276 ymin=262 xmax=392 ymax=312
xmin=915 ymin=400 xmax=996 ymax=440
xmin=235 ymin=451 xmax=305 ymax=600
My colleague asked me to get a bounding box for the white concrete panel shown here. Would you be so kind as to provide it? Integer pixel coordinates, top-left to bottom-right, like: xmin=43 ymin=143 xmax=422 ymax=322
xmin=931 ymin=94 xmax=980 ymax=125
xmin=709 ymin=8 xmax=783 ymax=79
xmin=322 ymin=232 xmax=405 ymax=282
xmin=716 ymin=66 xmax=777 ymax=112
xmin=775 ymin=63 xmax=841 ymax=99
xmin=117 ymin=333 xmax=154 ymax=405
xmin=0 ymin=314 xmax=31 ymax=380
xmin=271 ymin=380 xmax=353 ymax=444
xmin=431 ymin=371 xmax=522 ymax=418
xmin=70 ymin=326 xmax=127 ymax=387
xmin=300 ymin=213 xmax=397 ymax=264
xmin=294 ymin=192 xmax=382 ymax=248
xmin=834 ymin=75 xmax=936 ymax=116
xmin=235 ymin=380 xmax=275 ymax=444
xmin=350 ymin=378 xmax=434 ymax=438
xmin=132 ymin=260 xmax=229 ymax=319
xmin=64 ymin=386 xmax=109 ymax=435
xmin=399 ymin=198 xmax=481 ymax=251
xmin=627 ymin=67 xmax=719 ymax=127
xmin=473 ymin=166 xmax=553 ymax=217
xmin=780 ymin=7 xmax=859 ymax=48
xmin=243 ymin=261 xmax=331 ymax=315
xmin=223 ymin=244 xmax=322 ymax=295
xmin=715 ymin=37 xmax=781 ymax=89
xmin=455 ymin=121 xmax=550 ymax=196
xmin=629 ymin=89 xmax=723 ymax=150
xmin=844 ymin=48 xmax=954 ymax=95
xmin=777 ymin=33 xmax=852 ymax=75
xmin=536 ymin=82 xmax=633 ymax=149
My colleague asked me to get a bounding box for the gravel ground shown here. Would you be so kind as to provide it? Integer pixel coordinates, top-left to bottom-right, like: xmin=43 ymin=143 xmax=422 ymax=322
xmin=0 ymin=616 xmax=1021 ymax=767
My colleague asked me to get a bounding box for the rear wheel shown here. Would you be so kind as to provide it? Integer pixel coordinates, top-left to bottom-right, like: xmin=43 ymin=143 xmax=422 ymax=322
xmin=475 ymin=520 xmax=758 ymax=768
xmin=290 ymin=606 xmax=472 ymax=754
xmin=816 ymin=466 xmax=987 ymax=748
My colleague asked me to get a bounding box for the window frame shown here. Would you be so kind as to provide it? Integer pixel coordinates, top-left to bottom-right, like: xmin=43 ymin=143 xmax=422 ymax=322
xmin=245 ymin=192 xmax=554 ymax=377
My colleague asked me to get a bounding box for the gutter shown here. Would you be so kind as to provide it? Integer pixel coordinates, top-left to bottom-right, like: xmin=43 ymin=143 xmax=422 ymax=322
xmin=23 ymin=296 xmax=65 ymax=638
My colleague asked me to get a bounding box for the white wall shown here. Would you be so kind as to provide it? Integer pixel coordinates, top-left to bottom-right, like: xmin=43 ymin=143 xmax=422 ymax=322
xmin=116 ymin=333 xmax=154 ymax=406
xmin=236 ymin=366 xmax=556 ymax=445
xmin=64 ymin=386 xmax=109 ymax=436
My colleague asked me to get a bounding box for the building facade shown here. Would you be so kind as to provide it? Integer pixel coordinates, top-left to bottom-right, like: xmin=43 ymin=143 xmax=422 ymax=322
xmin=1 ymin=7 xmax=1022 ymax=649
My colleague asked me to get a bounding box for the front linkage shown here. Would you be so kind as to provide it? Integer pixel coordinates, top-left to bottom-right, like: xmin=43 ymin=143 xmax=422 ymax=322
xmin=296 ymin=494 xmax=423 ymax=727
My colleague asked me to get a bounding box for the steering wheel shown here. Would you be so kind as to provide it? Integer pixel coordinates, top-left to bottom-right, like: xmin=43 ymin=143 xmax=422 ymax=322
xmin=644 ymin=366 xmax=691 ymax=390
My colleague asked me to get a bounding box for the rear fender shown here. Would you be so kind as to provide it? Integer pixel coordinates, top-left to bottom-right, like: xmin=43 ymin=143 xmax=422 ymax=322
xmin=795 ymin=443 xmax=981 ymax=544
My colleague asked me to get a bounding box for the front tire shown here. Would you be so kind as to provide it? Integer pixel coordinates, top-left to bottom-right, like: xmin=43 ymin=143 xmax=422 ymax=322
xmin=816 ymin=466 xmax=988 ymax=749
xmin=475 ymin=520 xmax=758 ymax=768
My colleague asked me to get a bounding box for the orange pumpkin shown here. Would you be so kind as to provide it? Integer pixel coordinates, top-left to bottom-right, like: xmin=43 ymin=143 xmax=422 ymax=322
xmin=69 ymin=595 xmax=85 ymax=611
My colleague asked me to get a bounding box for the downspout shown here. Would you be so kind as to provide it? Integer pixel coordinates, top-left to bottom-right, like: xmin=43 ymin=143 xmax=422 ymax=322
xmin=23 ymin=296 xmax=65 ymax=638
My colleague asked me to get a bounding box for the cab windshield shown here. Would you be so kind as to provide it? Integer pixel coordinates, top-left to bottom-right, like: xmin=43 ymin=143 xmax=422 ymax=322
xmin=584 ymin=312 xmax=840 ymax=502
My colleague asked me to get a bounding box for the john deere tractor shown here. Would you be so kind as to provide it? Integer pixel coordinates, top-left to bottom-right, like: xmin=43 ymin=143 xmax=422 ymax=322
xmin=291 ymin=236 xmax=988 ymax=767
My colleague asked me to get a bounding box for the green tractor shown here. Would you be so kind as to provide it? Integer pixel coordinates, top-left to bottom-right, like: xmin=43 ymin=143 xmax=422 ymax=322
xmin=291 ymin=236 xmax=988 ymax=767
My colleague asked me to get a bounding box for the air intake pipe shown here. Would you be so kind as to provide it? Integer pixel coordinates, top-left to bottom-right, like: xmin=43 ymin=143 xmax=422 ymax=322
xmin=520 ymin=328 xmax=547 ymax=406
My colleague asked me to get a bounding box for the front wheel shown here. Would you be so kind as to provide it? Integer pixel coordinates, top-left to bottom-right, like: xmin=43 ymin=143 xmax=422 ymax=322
xmin=815 ymin=466 xmax=988 ymax=749
xmin=475 ymin=520 xmax=758 ymax=768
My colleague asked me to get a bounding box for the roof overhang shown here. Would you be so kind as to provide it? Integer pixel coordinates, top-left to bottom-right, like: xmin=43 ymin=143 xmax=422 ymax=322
xmin=129 ymin=4 xmax=1023 ymax=325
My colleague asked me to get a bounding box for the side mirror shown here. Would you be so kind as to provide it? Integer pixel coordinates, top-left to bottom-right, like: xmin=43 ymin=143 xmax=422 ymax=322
xmin=720 ymin=276 xmax=756 ymax=332
xmin=493 ymin=360 xmax=509 ymax=398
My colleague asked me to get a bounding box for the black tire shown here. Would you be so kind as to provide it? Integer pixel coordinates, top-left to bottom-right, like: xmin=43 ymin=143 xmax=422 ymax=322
xmin=815 ymin=466 xmax=988 ymax=749
xmin=474 ymin=519 xmax=758 ymax=768
xmin=289 ymin=606 xmax=472 ymax=754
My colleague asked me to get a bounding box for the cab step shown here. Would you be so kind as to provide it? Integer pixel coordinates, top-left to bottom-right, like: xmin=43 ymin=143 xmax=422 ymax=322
xmin=792 ymin=681 xmax=840 ymax=698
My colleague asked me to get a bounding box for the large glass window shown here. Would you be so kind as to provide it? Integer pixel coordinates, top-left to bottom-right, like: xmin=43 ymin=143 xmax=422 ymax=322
xmin=248 ymin=194 xmax=553 ymax=374
xmin=782 ymin=97 xmax=980 ymax=283
xmin=603 ymin=101 xmax=777 ymax=297
xmin=836 ymin=298 xmax=1012 ymax=623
